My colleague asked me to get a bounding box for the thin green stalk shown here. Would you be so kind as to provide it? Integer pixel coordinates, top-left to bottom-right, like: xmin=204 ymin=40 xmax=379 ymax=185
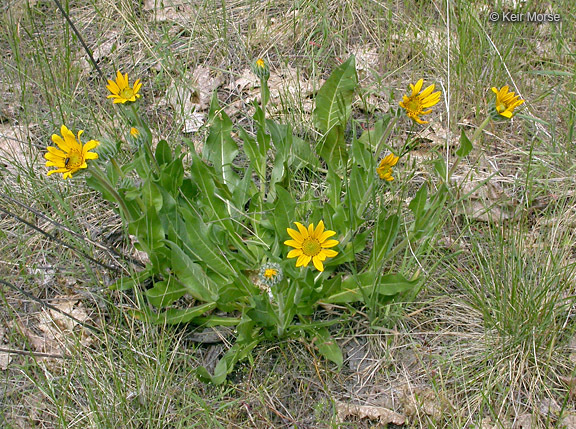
xmin=448 ymin=116 xmax=491 ymax=179
xmin=374 ymin=117 xmax=399 ymax=156
xmin=89 ymin=166 xmax=132 ymax=222
xmin=471 ymin=116 xmax=492 ymax=142
xmin=259 ymin=76 xmax=270 ymax=197
xmin=129 ymin=103 xmax=159 ymax=172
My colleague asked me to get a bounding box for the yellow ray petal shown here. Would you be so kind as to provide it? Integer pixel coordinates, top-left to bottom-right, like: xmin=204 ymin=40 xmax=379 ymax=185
xmin=287 ymin=227 xmax=303 ymax=242
xmin=295 ymin=222 xmax=309 ymax=238
xmin=313 ymin=220 xmax=325 ymax=238
xmin=321 ymin=239 xmax=339 ymax=248
xmin=318 ymin=230 xmax=336 ymax=242
xmin=284 ymin=239 xmax=302 ymax=248
xmin=312 ymin=257 xmax=324 ymax=272
xmin=287 ymin=249 xmax=303 ymax=258
xmin=321 ymin=249 xmax=338 ymax=257
xmin=296 ymin=254 xmax=311 ymax=267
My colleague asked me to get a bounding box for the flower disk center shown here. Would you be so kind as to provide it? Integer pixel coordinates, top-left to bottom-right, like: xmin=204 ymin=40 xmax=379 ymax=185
xmin=405 ymin=98 xmax=422 ymax=113
xmin=302 ymin=238 xmax=321 ymax=257
xmin=120 ymin=88 xmax=135 ymax=99
xmin=264 ymin=269 xmax=278 ymax=279
xmin=66 ymin=151 xmax=83 ymax=168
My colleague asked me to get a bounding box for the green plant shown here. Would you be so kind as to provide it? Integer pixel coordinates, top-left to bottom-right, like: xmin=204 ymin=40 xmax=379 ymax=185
xmin=45 ymin=57 xmax=454 ymax=384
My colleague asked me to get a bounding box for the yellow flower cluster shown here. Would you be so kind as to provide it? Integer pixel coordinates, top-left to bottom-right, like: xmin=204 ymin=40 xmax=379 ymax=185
xmin=46 ymin=71 xmax=141 ymax=179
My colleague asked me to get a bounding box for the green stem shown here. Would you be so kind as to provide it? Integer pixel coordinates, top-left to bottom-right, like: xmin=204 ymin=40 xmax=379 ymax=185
xmin=129 ymin=103 xmax=159 ymax=172
xmin=448 ymin=116 xmax=491 ymax=179
xmin=260 ymin=77 xmax=270 ymax=112
xmin=110 ymin=158 xmax=124 ymax=178
xmin=89 ymin=166 xmax=132 ymax=222
xmin=259 ymin=78 xmax=270 ymax=197
xmin=374 ymin=117 xmax=399 ymax=157
xmin=471 ymin=116 xmax=492 ymax=143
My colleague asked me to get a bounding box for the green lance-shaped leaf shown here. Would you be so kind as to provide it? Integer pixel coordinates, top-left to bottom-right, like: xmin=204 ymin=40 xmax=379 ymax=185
xmin=232 ymin=165 xmax=257 ymax=209
xmin=358 ymin=116 xmax=392 ymax=152
xmin=155 ymin=139 xmax=172 ymax=165
xmin=189 ymin=151 xmax=234 ymax=227
xmin=109 ymin=268 xmax=153 ymax=291
xmin=159 ymin=156 xmax=185 ymax=196
xmin=409 ymin=183 xmax=428 ymax=221
xmin=348 ymin=164 xmax=372 ymax=219
xmin=272 ymin=185 xmax=296 ymax=238
xmin=145 ymin=277 xmax=188 ymax=308
xmin=266 ymin=119 xmax=291 ymax=160
xmin=409 ymin=183 xmax=449 ymax=241
xmin=313 ymin=327 xmax=343 ymax=367
xmin=135 ymin=302 xmax=217 ymax=325
xmin=370 ymin=214 xmax=400 ymax=267
xmin=323 ymin=272 xmax=419 ymax=304
xmin=456 ymin=130 xmax=473 ymax=157
xmin=203 ymin=92 xmax=239 ymax=189
xmin=247 ymin=295 xmax=279 ymax=328
xmin=167 ymin=240 xmax=220 ymax=302
xmin=129 ymin=206 xmax=165 ymax=253
xmin=291 ymin=135 xmax=320 ymax=170
xmin=314 ymin=56 xmax=357 ymax=134
xmin=238 ymin=126 xmax=266 ymax=180
xmin=434 ymin=155 xmax=447 ymax=179
xmin=179 ymin=208 xmax=236 ymax=278
xmin=376 ymin=273 xmax=420 ymax=296
xmin=351 ymin=137 xmax=374 ymax=171
xmin=142 ymin=177 xmax=163 ymax=212
xmin=149 ymin=303 xmax=217 ymax=325
xmin=313 ymin=56 xmax=358 ymax=165
xmin=266 ymin=119 xmax=292 ymax=199
xmin=326 ymin=167 xmax=342 ymax=207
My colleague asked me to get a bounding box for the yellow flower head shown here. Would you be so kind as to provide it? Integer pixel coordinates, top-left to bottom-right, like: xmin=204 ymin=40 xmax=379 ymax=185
xmin=106 ymin=71 xmax=142 ymax=104
xmin=376 ymin=153 xmax=399 ymax=181
xmin=258 ymin=262 xmax=283 ymax=288
xmin=399 ymin=79 xmax=441 ymax=124
xmin=130 ymin=127 xmax=140 ymax=138
xmin=45 ymin=125 xmax=99 ymax=179
xmin=491 ymin=85 xmax=524 ymax=119
xmin=284 ymin=221 xmax=339 ymax=272
xmin=253 ymin=58 xmax=270 ymax=80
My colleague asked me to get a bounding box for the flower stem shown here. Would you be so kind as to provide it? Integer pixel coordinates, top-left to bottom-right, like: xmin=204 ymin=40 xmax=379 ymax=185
xmin=448 ymin=116 xmax=491 ymax=179
xmin=89 ymin=166 xmax=133 ymax=222
xmin=471 ymin=116 xmax=491 ymax=143
xmin=110 ymin=158 xmax=124 ymax=178
xmin=129 ymin=103 xmax=159 ymax=172
xmin=374 ymin=117 xmax=399 ymax=157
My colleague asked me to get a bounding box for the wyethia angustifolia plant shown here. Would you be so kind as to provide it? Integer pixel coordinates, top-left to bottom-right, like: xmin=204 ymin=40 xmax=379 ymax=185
xmin=46 ymin=57 xmax=522 ymax=383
